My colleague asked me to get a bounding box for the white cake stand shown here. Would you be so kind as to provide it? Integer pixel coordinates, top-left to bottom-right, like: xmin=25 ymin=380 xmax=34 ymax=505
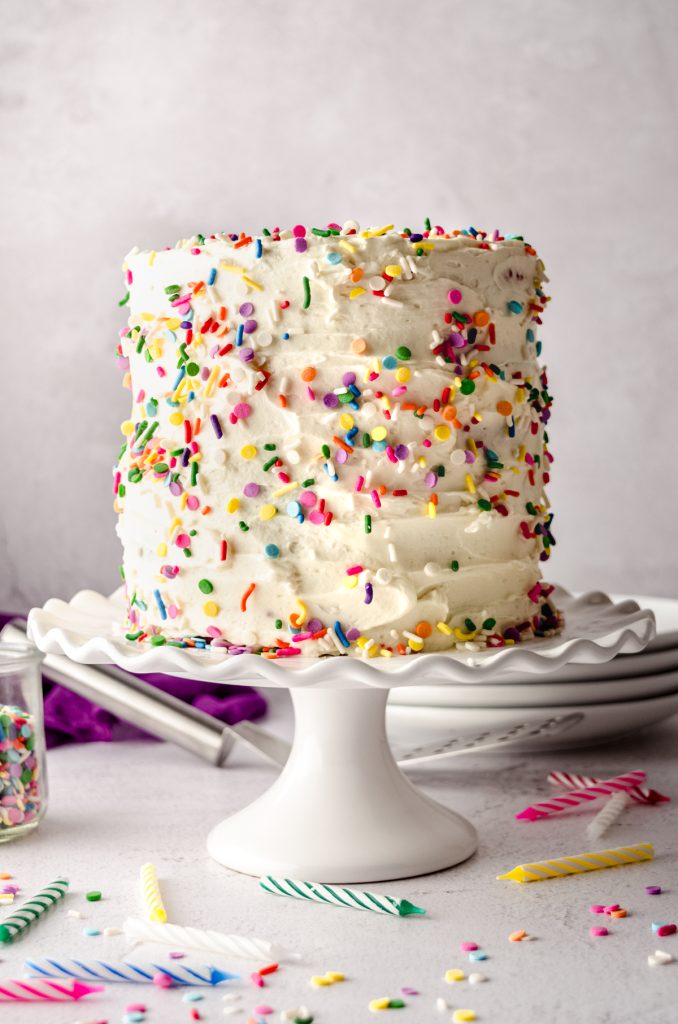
xmin=28 ymin=587 xmax=654 ymax=882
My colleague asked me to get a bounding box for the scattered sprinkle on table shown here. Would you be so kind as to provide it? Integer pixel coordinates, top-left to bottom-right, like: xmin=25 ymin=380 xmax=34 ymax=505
xmin=86 ymin=891 xmax=102 ymax=902
xmin=646 ymin=885 xmax=663 ymax=895
xmin=590 ymin=926 xmax=608 ymax=937
xmin=445 ymin=968 xmax=465 ymax=982
xmin=83 ymin=927 xmax=101 ymax=937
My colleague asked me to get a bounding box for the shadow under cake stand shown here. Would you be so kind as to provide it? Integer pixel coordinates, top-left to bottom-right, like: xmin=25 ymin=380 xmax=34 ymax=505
xmin=28 ymin=587 xmax=654 ymax=882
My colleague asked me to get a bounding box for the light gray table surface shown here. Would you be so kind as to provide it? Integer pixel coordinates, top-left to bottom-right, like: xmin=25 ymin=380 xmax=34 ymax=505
xmin=2 ymin=690 xmax=677 ymax=1024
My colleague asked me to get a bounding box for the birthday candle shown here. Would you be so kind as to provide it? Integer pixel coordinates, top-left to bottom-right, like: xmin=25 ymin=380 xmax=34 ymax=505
xmin=140 ymin=862 xmax=167 ymax=923
xmin=25 ymin=957 xmax=237 ymax=986
xmin=586 ymin=792 xmax=630 ymax=841
xmin=0 ymin=878 xmax=69 ymax=944
xmin=259 ymin=876 xmax=426 ymax=917
xmin=123 ymin=917 xmax=298 ymax=962
xmin=547 ymin=770 xmax=669 ymax=806
xmin=516 ymin=771 xmax=646 ymax=820
xmin=0 ymin=979 xmax=103 ymax=1001
xmin=497 ymin=842 xmax=654 ymax=883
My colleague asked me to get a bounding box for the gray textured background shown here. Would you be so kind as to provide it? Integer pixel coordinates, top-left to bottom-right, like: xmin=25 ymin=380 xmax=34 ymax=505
xmin=2 ymin=0 xmax=677 ymax=611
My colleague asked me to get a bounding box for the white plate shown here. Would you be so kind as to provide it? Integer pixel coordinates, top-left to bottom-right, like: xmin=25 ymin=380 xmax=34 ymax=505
xmin=27 ymin=586 xmax=655 ymax=688
xmin=620 ymin=593 xmax=678 ymax=652
xmin=388 ymin=666 xmax=678 ymax=709
xmin=386 ymin=686 xmax=678 ymax=751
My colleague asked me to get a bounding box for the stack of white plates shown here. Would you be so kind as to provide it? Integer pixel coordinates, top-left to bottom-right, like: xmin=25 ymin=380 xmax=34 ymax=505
xmin=387 ymin=594 xmax=678 ymax=750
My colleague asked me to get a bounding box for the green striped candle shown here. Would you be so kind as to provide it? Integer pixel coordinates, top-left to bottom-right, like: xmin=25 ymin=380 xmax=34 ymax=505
xmin=0 ymin=878 xmax=69 ymax=944
xmin=259 ymin=876 xmax=425 ymax=917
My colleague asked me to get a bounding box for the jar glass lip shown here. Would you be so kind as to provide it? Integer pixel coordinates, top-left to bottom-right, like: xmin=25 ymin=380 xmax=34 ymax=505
xmin=0 ymin=641 xmax=44 ymax=673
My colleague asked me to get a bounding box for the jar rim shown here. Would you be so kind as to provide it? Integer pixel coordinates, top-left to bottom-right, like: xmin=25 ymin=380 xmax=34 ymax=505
xmin=0 ymin=641 xmax=44 ymax=673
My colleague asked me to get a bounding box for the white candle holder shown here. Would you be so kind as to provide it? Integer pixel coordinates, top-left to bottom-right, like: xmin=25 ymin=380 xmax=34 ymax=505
xmin=28 ymin=587 xmax=654 ymax=882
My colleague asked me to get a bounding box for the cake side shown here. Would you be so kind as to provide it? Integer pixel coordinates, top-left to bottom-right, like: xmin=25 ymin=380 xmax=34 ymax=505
xmin=114 ymin=223 xmax=559 ymax=656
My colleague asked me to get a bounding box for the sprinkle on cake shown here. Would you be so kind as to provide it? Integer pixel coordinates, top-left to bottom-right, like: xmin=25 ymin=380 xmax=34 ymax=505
xmin=113 ymin=221 xmax=560 ymax=657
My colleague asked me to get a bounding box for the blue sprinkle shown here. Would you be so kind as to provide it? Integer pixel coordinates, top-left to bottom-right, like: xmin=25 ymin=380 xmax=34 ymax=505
xmin=282 ymin=332 xmax=290 ymax=340
xmin=183 ymin=991 xmax=205 ymax=1003
xmin=265 ymin=544 xmax=280 ymax=558
xmin=507 ymin=300 xmax=523 ymax=314
xmin=124 ymin=1015 xmax=145 ymax=1024
xmin=536 ymin=341 xmax=542 ymax=356
xmin=383 ymin=355 xmax=397 ymax=369
xmin=326 ymin=251 xmax=342 ymax=264
xmin=334 ymin=621 xmax=350 ymax=647
xmin=207 ymin=267 xmax=217 ymax=286
xmin=526 ymin=328 xmax=535 ymax=343
xmin=343 ymin=433 xmax=355 ymax=448
xmin=236 ymin=323 xmax=244 ymax=346
xmin=153 ymin=589 xmax=167 ymax=621
xmin=286 ymin=501 xmax=302 ymax=518
xmin=348 ymin=383 xmax=361 ymax=397
xmin=469 ymin=950 xmax=487 ymax=961
xmin=172 ymin=366 xmax=186 ymax=390
xmin=652 ymin=921 xmax=669 ymax=932
xmin=372 ymin=440 xmax=387 ymax=452
xmin=255 ymin=238 xmax=263 ymax=258
xmin=83 ymin=927 xmax=101 ymax=937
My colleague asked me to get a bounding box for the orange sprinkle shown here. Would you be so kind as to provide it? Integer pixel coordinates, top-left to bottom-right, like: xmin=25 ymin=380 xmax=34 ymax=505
xmin=234 ymin=235 xmax=253 ymax=249
xmin=351 ymin=337 xmax=367 ymax=354
xmin=194 ymin=417 xmax=202 ymax=436
xmin=332 ymin=436 xmax=353 ymax=454
xmin=473 ymin=310 xmax=490 ymax=327
xmin=241 ymin=582 xmax=256 ymax=612
xmin=415 ymin=621 xmax=432 ymax=638
xmin=219 ymin=306 xmax=227 ymax=320
xmin=201 ymin=505 xmax=212 ymax=515
xmin=301 ymin=367 xmax=317 ymax=382
xmin=496 ymin=400 xmax=513 ymax=416
xmin=396 ymin=643 xmax=407 ymax=656
xmin=401 ymin=402 xmax=417 ymax=411
xmin=349 ymin=267 xmax=364 ymax=283
xmin=442 ymin=404 xmax=458 ymax=421
xmin=278 ymin=394 xmax=287 ymax=408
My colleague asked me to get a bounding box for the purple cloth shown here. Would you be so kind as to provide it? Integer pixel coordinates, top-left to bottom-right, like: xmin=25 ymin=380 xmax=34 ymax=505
xmin=0 ymin=612 xmax=267 ymax=748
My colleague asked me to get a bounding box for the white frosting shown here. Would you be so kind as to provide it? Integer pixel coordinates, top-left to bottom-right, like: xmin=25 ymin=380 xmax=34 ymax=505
xmin=114 ymin=224 xmax=558 ymax=656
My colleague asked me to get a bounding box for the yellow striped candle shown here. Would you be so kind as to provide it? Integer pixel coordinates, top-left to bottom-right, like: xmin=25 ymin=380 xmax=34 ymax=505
xmin=140 ymin=863 xmax=167 ymax=923
xmin=497 ymin=842 xmax=654 ymax=883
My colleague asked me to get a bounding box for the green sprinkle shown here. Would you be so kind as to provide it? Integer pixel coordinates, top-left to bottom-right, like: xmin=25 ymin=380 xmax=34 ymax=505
xmin=262 ymin=227 xmax=271 ymax=236
xmin=190 ymin=462 xmax=198 ymax=487
xmin=262 ymin=456 xmax=278 ymax=472
xmin=362 ymin=433 xmax=372 ymax=447
xmin=477 ymin=498 xmax=492 ymax=511
xmin=482 ymin=618 xmax=496 ymax=630
xmin=416 ymin=247 xmax=424 ymax=256
xmin=118 ymin=484 xmax=126 ymax=498
xmin=275 ymin=618 xmax=283 ymax=629
xmin=338 ymin=391 xmax=354 ymax=404
xmin=302 ymin=276 xmax=311 ymax=309
xmin=311 ymin=227 xmax=330 ymax=237
xmin=186 ymin=361 xmax=200 ymax=377
xmin=460 ymin=379 xmax=475 ymax=395
xmin=301 ymin=478 xmax=315 ymax=488
xmin=119 ymin=564 xmax=125 ymax=580
xmin=450 ymin=560 xmax=459 ymax=572
xmin=238 ymin=521 xmax=249 ymax=532
xmin=321 ymin=444 xmax=331 ymax=459
xmin=118 ymin=291 xmax=130 ymax=307
xmin=150 ymin=636 xmax=166 ymax=646
xmin=125 ymin=631 xmax=142 ymax=641
xmin=464 ymin=618 xmax=477 ymax=632
xmin=424 ymin=217 xmax=431 ymax=231
xmin=198 ymin=579 xmax=213 ymax=594
xmin=364 ymin=514 xmax=372 ymax=534
xmin=388 ymin=999 xmax=406 ymax=1009
xmin=128 ymin=468 xmax=142 ymax=483
xmin=263 ymin=443 xmax=277 ymax=451
xmin=395 ymin=345 xmax=411 ymax=360
xmin=165 ymin=284 xmax=181 ymax=295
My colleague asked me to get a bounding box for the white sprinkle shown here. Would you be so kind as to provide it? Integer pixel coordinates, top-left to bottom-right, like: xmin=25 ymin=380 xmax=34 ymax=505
xmin=430 ymin=330 xmax=441 ymax=348
xmin=469 ymin=972 xmax=487 ymax=984
xmin=387 ymin=543 xmax=398 ymax=563
xmin=376 ymin=568 xmax=392 ymax=584
xmin=424 ymin=561 xmax=441 ymax=576
xmin=649 ymin=949 xmax=673 ymax=966
xmin=381 ymin=297 xmax=404 ymax=308
xmin=103 ymin=926 xmax=122 ymax=936
xmin=222 ymin=993 xmax=242 ymax=1003
xmin=436 ymin=997 xmax=448 ymax=1013
xmin=67 ymin=910 xmax=82 ymax=919
xmin=399 ymin=256 xmax=413 ymax=279
xmin=407 ymin=255 xmax=418 ymax=275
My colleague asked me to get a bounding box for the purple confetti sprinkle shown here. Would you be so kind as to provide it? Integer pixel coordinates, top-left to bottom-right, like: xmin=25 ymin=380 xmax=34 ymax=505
xmin=239 ymin=302 xmax=254 ymax=317
xmin=210 ymin=414 xmax=223 ymax=439
xmin=323 ymin=393 xmax=339 ymax=408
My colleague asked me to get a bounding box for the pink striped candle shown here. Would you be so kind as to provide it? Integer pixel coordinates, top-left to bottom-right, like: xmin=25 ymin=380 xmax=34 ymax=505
xmin=547 ymin=770 xmax=669 ymax=807
xmin=0 ymin=979 xmax=104 ymax=1001
xmin=516 ymin=770 xmax=647 ymax=821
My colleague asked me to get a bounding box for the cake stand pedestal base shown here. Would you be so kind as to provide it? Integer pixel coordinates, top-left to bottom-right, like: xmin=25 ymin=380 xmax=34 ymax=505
xmin=207 ymin=687 xmax=477 ymax=882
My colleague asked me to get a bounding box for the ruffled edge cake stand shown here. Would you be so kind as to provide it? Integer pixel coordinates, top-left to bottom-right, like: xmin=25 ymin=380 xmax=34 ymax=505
xmin=28 ymin=587 xmax=655 ymax=882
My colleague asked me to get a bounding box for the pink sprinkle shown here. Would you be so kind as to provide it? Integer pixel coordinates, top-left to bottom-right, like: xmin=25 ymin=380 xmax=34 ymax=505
xmin=391 ymin=385 xmax=408 ymax=396
xmin=186 ymin=495 xmax=200 ymax=510
xmin=169 ymin=952 xmax=185 ymax=959
xmin=589 ymin=905 xmax=606 ymax=914
xmin=167 ymin=604 xmax=178 ymax=619
xmin=250 ymin=972 xmax=264 ymax=987
xmin=253 ymin=1006 xmax=274 ymax=1016
xmin=299 ymin=490 xmax=317 ymax=508
xmin=126 ymin=1004 xmax=147 ymax=1013
xmin=191 ymin=247 xmax=201 ymax=254
xmin=175 ymin=533 xmax=191 ymax=549
xmin=157 ymin=366 xmax=166 ymax=377
xmin=590 ymin=926 xmax=608 ymax=937
xmin=346 ymin=565 xmax=363 ymax=575
xmin=355 ymin=475 xmax=365 ymax=492
xmin=448 ymin=288 xmax=463 ymax=304
xmin=292 ymin=225 xmax=306 ymax=237
xmin=603 ymin=904 xmax=620 ymax=914
xmin=307 ymin=386 xmax=315 ymax=401
xmin=657 ymin=924 xmax=677 ymax=936
xmin=370 ymin=489 xmax=382 ymax=509
xmin=309 ymin=509 xmax=325 ymax=524
xmin=153 ymin=972 xmax=173 ymax=988
xmin=460 ymin=942 xmax=478 ymax=952
xmin=401 ymin=987 xmax=419 ymax=996
xmin=233 ymin=402 xmax=252 ymax=419
xmin=385 ymin=446 xmax=398 ymax=463
xmin=206 ymin=625 xmax=222 ymax=638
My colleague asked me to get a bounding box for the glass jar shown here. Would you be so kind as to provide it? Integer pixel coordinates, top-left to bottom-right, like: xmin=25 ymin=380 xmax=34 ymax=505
xmin=0 ymin=642 xmax=47 ymax=841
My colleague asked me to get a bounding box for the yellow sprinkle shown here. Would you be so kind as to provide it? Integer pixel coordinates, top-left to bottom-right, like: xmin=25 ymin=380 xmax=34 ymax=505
xmin=379 ymin=648 xmax=393 ymax=658
xmin=413 ymin=241 xmax=434 ymax=250
xmin=156 ymin=543 xmax=167 ymax=557
xmin=339 ymin=240 xmax=356 ymax=253
xmin=120 ymin=420 xmax=135 ymax=436
xmin=384 ymin=264 xmax=402 ymax=276
xmin=343 ymin=576 xmax=358 ymax=589
xmin=452 ymin=1013 xmax=476 ymax=1023
xmin=436 ymin=621 xmax=453 ymax=635
xmin=368 ymin=997 xmax=391 ymax=1011
xmin=140 ymin=312 xmax=154 ymax=322
xmin=349 ymin=287 xmax=366 ymax=300
xmin=168 ymin=518 xmax=181 ymax=538
xmin=356 ymin=637 xmax=368 ymax=649
xmin=339 ymin=413 xmax=355 ymax=430
xmin=311 ymin=975 xmax=332 ymax=987
xmin=188 ymin=452 xmax=202 ymax=463
xmin=454 ymin=627 xmax=477 ymax=642
xmin=259 ymin=504 xmax=277 ymax=521
xmin=433 ymin=424 xmax=451 ymax=442
xmin=395 ymin=367 xmax=410 ymax=383
xmin=325 ymin=972 xmax=345 ymax=983
xmin=427 ymin=501 xmax=437 ymax=518
xmin=180 ymin=492 xmax=188 ymax=510
xmin=292 ymin=599 xmax=307 ymax=626
xmin=408 ymin=638 xmax=424 ymax=652
xmin=465 ymin=474 xmax=476 ymax=494
xmin=371 ymin=426 xmax=387 ymax=441
xmin=380 ymin=395 xmax=391 ymax=411
xmin=169 ymin=411 xmax=183 ymax=426
xmin=227 ymin=498 xmax=240 ymax=513
xmin=272 ymin=482 xmax=298 ymax=498
xmin=204 ymin=365 xmax=220 ymax=398
xmin=240 ymin=445 xmax=257 ymax=460
xmin=518 ymin=445 xmax=527 ymax=462
xmin=468 ymin=437 xmax=478 ymax=455
xmin=165 ymin=317 xmax=181 ymax=330
xmin=220 ymin=262 xmax=245 ymax=274
xmin=445 ymin=969 xmax=465 ymax=983
xmin=363 ymin=224 xmax=394 ymax=237
xmin=418 ymin=456 xmax=427 ymax=468
xmin=242 ymin=275 xmax=263 ymax=291
xmin=203 ymin=601 xmax=219 ymax=617
xmin=148 ymin=250 xmax=156 ymax=266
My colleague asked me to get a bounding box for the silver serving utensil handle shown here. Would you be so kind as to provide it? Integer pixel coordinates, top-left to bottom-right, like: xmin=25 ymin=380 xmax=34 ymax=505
xmin=395 ymin=712 xmax=584 ymax=766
